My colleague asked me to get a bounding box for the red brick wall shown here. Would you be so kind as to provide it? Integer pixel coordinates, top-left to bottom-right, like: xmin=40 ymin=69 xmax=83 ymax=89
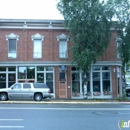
xmin=0 ymin=29 xmax=118 ymax=62
xmin=100 ymin=30 xmax=118 ymax=61
xmin=55 ymin=66 xmax=59 ymax=98
xmin=112 ymin=66 xmax=117 ymax=98
xmin=0 ymin=29 xmax=71 ymax=62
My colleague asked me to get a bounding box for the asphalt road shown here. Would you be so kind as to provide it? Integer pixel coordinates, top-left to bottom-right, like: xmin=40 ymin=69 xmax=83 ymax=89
xmin=0 ymin=104 xmax=130 ymax=130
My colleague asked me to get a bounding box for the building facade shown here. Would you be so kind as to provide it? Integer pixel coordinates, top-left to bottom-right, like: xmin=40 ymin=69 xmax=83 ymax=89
xmin=0 ymin=19 xmax=122 ymax=99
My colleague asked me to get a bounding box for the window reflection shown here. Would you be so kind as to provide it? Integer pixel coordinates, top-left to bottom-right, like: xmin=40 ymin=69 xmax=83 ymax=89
xmin=0 ymin=74 xmax=6 ymax=88
xmin=46 ymin=73 xmax=53 ymax=93
xmin=8 ymin=67 xmax=16 ymax=71
xmin=27 ymin=67 xmax=35 ymax=79
xmin=46 ymin=67 xmax=53 ymax=71
xmin=37 ymin=73 xmax=44 ymax=82
xmin=102 ymin=66 xmax=110 ymax=70
xmin=18 ymin=66 xmax=35 ymax=79
xmin=37 ymin=66 xmax=44 ymax=71
xmin=92 ymin=66 xmax=100 ymax=71
xmin=0 ymin=67 xmax=6 ymax=71
xmin=72 ymin=72 xmax=80 ymax=96
xmin=102 ymin=72 xmax=111 ymax=95
xmin=18 ymin=67 xmax=26 ymax=79
xmin=93 ymin=72 xmax=101 ymax=96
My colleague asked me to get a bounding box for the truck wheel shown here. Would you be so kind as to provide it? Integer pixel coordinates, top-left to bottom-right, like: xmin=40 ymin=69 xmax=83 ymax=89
xmin=0 ymin=93 xmax=8 ymax=101
xmin=34 ymin=93 xmax=42 ymax=101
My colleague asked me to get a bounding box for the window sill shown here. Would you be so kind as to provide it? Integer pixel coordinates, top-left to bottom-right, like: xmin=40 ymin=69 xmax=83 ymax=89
xmin=93 ymin=92 xmax=101 ymax=96
xmin=103 ymin=91 xmax=111 ymax=95
xmin=8 ymin=57 xmax=17 ymax=59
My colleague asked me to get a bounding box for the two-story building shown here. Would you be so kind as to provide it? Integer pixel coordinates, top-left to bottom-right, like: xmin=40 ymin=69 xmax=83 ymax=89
xmin=0 ymin=19 xmax=122 ymax=99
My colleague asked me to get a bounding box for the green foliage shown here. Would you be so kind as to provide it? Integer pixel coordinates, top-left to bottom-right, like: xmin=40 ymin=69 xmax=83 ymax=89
xmin=57 ymin=0 xmax=115 ymax=73
xmin=116 ymin=93 xmax=129 ymax=101
xmin=115 ymin=0 xmax=130 ymax=76
xmin=57 ymin=0 xmax=130 ymax=75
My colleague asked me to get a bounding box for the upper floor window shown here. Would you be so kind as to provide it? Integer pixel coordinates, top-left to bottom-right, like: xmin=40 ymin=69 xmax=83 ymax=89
xmin=116 ymin=37 xmax=121 ymax=59
xmin=57 ymin=34 xmax=69 ymax=58
xmin=31 ymin=33 xmax=44 ymax=59
xmin=6 ymin=33 xmax=19 ymax=59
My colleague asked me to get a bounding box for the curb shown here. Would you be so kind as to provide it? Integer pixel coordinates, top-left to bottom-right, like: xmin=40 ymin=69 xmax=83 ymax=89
xmin=0 ymin=100 xmax=130 ymax=104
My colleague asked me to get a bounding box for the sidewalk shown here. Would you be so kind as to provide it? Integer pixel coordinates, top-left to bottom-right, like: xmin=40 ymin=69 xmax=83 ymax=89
xmin=0 ymin=99 xmax=130 ymax=104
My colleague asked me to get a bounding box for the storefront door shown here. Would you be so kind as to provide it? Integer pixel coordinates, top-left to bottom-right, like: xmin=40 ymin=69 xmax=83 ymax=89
xmin=59 ymin=81 xmax=67 ymax=98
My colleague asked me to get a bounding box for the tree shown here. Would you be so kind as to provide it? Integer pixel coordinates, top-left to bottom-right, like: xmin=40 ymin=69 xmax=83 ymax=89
xmin=57 ymin=0 xmax=115 ymax=71
xmin=114 ymin=0 xmax=130 ymax=83
xmin=57 ymin=0 xmax=116 ymax=96
xmin=117 ymin=22 xmax=130 ymax=82
xmin=57 ymin=0 xmax=130 ymax=96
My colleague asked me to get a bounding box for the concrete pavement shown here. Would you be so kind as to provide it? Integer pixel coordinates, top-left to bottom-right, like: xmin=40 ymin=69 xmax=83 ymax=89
xmin=0 ymin=98 xmax=130 ymax=104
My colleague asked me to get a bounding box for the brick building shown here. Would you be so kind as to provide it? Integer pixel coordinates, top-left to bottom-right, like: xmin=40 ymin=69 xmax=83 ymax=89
xmin=0 ymin=19 xmax=122 ymax=99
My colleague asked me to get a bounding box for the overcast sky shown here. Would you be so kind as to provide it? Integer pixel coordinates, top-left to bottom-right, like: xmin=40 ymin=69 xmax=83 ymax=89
xmin=0 ymin=0 xmax=64 ymax=20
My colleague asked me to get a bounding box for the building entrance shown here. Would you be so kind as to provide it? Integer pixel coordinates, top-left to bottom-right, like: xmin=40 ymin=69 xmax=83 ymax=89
xmin=59 ymin=81 xmax=67 ymax=98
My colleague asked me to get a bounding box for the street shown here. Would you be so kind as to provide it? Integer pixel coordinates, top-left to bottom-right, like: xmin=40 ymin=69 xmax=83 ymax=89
xmin=0 ymin=103 xmax=130 ymax=130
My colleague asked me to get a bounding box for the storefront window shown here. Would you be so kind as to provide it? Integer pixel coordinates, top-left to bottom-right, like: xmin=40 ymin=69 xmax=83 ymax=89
xmin=0 ymin=67 xmax=6 ymax=71
xmin=46 ymin=67 xmax=53 ymax=71
xmin=93 ymin=72 xmax=101 ymax=96
xmin=102 ymin=72 xmax=111 ymax=95
xmin=92 ymin=66 xmax=100 ymax=71
xmin=102 ymin=66 xmax=110 ymax=70
xmin=18 ymin=66 xmax=35 ymax=79
xmin=8 ymin=74 xmax=16 ymax=87
xmin=71 ymin=67 xmax=79 ymax=71
xmin=37 ymin=73 xmax=44 ymax=82
xmin=0 ymin=74 xmax=6 ymax=88
xmin=72 ymin=73 xmax=80 ymax=96
xmin=27 ymin=67 xmax=35 ymax=79
xmin=37 ymin=66 xmax=44 ymax=71
xmin=8 ymin=67 xmax=16 ymax=71
xmin=18 ymin=67 xmax=26 ymax=79
xmin=46 ymin=73 xmax=53 ymax=93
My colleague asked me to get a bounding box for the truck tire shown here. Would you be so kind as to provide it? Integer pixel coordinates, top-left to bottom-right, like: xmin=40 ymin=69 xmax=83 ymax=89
xmin=0 ymin=93 xmax=8 ymax=101
xmin=34 ymin=93 xmax=43 ymax=101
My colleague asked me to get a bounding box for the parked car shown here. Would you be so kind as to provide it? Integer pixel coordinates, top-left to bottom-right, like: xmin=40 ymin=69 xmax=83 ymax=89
xmin=0 ymin=83 xmax=51 ymax=101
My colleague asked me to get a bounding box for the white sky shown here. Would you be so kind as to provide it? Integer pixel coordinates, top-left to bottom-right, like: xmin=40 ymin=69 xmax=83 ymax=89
xmin=0 ymin=0 xmax=64 ymax=20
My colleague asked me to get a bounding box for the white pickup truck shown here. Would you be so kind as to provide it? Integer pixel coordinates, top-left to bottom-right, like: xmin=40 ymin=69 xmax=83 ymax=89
xmin=0 ymin=83 xmax=51 ymax=101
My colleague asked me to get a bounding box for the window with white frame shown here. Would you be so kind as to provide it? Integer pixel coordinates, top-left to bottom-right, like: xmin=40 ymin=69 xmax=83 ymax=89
xmin=31 ymin=33 xmax=44 ymax=59
xmin=33 ymin=39 xmax=42 ymax=58
xmin=116 ymin=37 xmax=121 ymax=59
xmin=59 ymin=40 xmax=67 ymax=58
xmin=6 ymin=33 xmax=19 ymax=58
xmin=57 ymin=33 xmax=69 ymax=58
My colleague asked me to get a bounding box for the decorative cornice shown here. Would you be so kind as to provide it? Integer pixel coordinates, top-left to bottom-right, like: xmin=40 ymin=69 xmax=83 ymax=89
xmin=57 ymin=33 xmax=69 ymax=41
xmin=31 ymin=33 xmax=44 ymax=41
xmin=6 ymin=33 xmax=19 ymax=40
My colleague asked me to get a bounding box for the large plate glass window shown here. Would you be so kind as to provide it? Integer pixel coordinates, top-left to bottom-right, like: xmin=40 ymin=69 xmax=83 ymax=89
xmin=18 ymin=66 xmax=35 ymax=80
xmin=46 ymin=73 xmax=53 ymax=93
xmin=0 ymin=74 xmax=6 ymax=88
xmin=93 ymin=72 xmax=101 ymax=96
xmin=71 ymin=67 xmax=80 ymax=97
xmin=102 ymin=66 xmax=111 ymax=95
xmin=36 ymin=66 xmax=54 ymax=93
